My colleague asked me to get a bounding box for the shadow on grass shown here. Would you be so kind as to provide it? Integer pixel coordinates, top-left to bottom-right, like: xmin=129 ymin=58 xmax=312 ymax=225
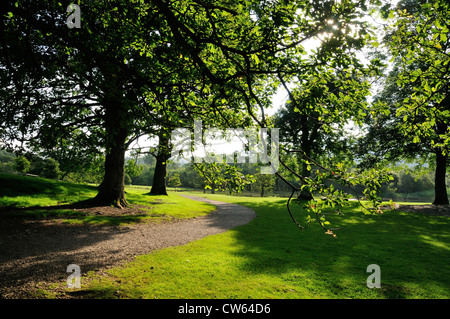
xmin=0 ymin=198 xmax=152 ymax=225
xmin=226 ymin=198 xmax=450 ymax=298
xmin=0 ymin=173 xmax=98 ymax=198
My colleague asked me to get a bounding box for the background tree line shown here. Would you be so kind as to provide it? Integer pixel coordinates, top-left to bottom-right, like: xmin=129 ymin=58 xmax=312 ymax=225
xmin=2 ymin=148 xmax=446 ymax=201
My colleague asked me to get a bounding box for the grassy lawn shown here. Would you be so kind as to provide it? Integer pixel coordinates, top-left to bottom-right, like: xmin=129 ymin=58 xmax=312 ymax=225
xmin=0 ymin=173 xmax=215 ymax=225
xmin=77 ymin=193 xmax=450 ymax=299
xmin=1 ymin=173 xmax=449 ymax=299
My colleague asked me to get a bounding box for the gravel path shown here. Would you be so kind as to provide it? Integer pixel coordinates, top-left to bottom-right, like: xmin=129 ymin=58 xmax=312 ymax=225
xmin=0 ymin=195 xmax=255 ymax=298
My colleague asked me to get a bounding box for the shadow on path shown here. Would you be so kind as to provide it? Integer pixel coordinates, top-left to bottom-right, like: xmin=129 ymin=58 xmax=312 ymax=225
xmin=0 ymin=195 xmax=255 ymax=298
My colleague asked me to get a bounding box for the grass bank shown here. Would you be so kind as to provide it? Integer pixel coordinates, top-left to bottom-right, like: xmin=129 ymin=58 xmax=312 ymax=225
xmin=0 ymin=173 xmax=215 ymax=225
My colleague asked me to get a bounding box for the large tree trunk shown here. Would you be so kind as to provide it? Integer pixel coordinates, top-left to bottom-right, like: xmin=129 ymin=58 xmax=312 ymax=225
xmin=94 ymin=103 xmax=129 ymax=207
xmin=150 ymin=154 xmax=168 ymax=195
xmin=433 ymin=120 xmax=449 ymax=205
xmin=95 ymin=139 xmax=128 ymax=207
xmin=150 ymin=132 xmax=170 ymax=195
xmin=433 ymin=149 xmax=449 ymax=205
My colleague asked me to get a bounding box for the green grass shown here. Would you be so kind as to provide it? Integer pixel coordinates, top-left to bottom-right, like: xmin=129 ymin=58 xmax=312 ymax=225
xmin=0 ymin=173 xmax=215 ymax=224
xmin=74 ymin=193 xmax=450 ymax=299
xmin=2 ymin=173 xmax=449 ymax=298
xmin=0 ymin=173 xmax=98 ymax=207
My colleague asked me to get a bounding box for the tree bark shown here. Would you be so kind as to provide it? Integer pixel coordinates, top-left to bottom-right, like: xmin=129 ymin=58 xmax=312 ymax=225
xmin=94 ymin=102 xmax=129 ymax=207
xmin=433 ymin=119 xmax=449 ymax=205
xmin=433 ymin=149 xmax=449 ymax=205
xmin=150 ymin=154 xmax=168 ymax=195
xmin=150 ymin=132 xmax=170 ymax=195
xmin=95 ymin=138 xmax=128 ymax=207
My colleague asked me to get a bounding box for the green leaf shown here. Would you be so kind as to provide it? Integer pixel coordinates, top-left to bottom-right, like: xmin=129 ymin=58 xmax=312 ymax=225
xmin=252 ymin=54 xmax=260 ymax=64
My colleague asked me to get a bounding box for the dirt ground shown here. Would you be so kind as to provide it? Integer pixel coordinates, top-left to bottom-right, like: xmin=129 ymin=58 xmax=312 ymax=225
xmin=0 ymin=195 xmax=255 ymax=299
xmin=395 ymin=204 xmax=450 ymax=217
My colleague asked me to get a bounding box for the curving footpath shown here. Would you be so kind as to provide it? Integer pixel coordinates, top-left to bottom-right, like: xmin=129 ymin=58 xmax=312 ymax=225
xmin=0 ymin=195 xmax=255 ymax=298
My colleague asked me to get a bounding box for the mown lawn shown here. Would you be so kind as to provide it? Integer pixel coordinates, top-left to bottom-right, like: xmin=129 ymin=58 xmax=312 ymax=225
xmin=1 ymin=173 xmax=448 ymax=298
xmin=76 ymin=193 xmax=450 ymax=299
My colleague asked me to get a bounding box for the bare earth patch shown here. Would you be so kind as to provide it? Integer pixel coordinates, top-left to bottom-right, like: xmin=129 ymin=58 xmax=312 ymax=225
xmin=397 ymin=204 xmax=450 ymax=217
xmin=73 ymin=203 xmax=152 ymax=217
xmin=0 ymin=195 xmax=255 ymax=299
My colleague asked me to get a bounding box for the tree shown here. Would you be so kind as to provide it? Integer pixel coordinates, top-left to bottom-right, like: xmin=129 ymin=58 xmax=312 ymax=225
xmin=64 ymin=155 xmax=105 ymax=184
xmin=150 ymin=132 xmax=171 ymax=195
xmin=1 ymin=0 xmax=256 ymax=206
xmin=361 ymin=0 xmax=450 ymax=204
xmin=391 ymin=0 xmax=450 ymax=205
xmin=1 ymin=0 xmax=153 ymax=206
xmin=167 ymin=172 xmax=182 ymax=188
xmin=194 ymin=162 xmax=253 ymax=195
xmin=41 ymin=158 xmax=61 ymax=179
xmin=125 ymin=159 xmax=144 ymax=180
xmin=1 ymin=0 xmax=392 ymax=234
xmin=124 ymin=174 xmax=132 ymax=186
xmin=273 ymin=68 xmax=366 ymax=199
xmin=0 ymin=149 xmax=15 ymax=173
xmin=253 ymin=173 xmax=275 ymax=197
xmin=13 ymin=155 xmax=30 ymax=174
xmin=178 ymin=163 xmax=205 ymax=189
